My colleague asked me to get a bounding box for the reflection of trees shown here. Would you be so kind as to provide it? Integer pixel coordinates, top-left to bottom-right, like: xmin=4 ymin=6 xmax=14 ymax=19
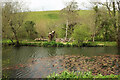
xmin=47 ymin=48 xmax=57 ymax=57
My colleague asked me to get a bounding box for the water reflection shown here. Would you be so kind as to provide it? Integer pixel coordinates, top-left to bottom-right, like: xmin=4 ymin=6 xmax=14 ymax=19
xmin=47 ymin=47 xmax=57 ymax=57
xmin=2 ymin=46 xmax=120 ymax=78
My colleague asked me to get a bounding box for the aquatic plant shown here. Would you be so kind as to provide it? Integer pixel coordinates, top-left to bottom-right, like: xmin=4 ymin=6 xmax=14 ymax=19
xmin=47 ymin=70 xmax=118 ymax=79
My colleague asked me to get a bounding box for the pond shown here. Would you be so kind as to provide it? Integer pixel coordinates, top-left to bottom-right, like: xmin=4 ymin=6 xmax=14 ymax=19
xmin=2 ymin=46 xmax=120 ymax=78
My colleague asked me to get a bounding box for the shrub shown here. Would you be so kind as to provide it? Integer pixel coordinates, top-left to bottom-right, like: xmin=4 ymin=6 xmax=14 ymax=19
xmin=42 ymin=42 xmax=51 ymax=47
xmin=50 ymin=41 xmax=57 ymax=47
xmin=65 ymin=42 xmax=71 ymax=47
xmin=42 ymin=41 xmax=57 ymax=47
xmin=71 ymin=42 xmax=79 ymax=47
xmin=72 ymin=24 xmax=91 ymax=44
xmin=82 ymin=43 xmax=92 ymax=47
xmin=57 ymin=42 xmax=64 ymax=47
xmin=24 ymin=21 xmax=38 ymax=39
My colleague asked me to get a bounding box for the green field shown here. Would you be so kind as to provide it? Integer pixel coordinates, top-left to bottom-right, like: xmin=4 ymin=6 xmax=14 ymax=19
xmin=25 ymin=10 xmax=93 ymax=23
xmin=25 ymin=10 xmax=60 ymax=23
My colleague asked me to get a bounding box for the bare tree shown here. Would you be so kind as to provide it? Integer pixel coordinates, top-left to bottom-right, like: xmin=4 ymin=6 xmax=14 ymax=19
xmin=92 ymin=5 xmax=99 ymax=42
xmin=2 ymin=1 xmax=27 ymax=46
xmin=60 ymin=0 xmax=79 ymax=40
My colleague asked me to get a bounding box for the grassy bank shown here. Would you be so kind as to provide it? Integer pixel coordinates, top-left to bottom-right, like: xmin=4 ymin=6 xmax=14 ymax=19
xmin=48 ymin=71 xmax=119 ymax=79
xmin=1 ymin=40 xmax=117 ymax=47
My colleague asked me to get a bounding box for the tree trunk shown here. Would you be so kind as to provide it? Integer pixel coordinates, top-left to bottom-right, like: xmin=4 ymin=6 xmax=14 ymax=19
xmin=9 ymin=20 xmax=20 ymax=46
xmin=92 ymin=33 xmax=95 ymax=42
xmin=117 ymin=17 xmax=120 ymax=47
xmin=11 ymin=27 xmax=20 ymax=46
xmin=8 ymin=37 xmax=14 ymax=45
xmin=117 ymin=2 xmax=120 ymax=47
xmin=14 ymin=33 xmax=20 ymax=46
xmin=105 ymin=26 xmax=108 ymax=41
xmin=113 ymin=2 xmax=116 ymax=17
xmin=112 ymin=2 xmax=117 ymax=41
xmin=118 ymin=28 xmax=120 ymax=47
xmin=65 ymin=20 xmax=68 ymax=41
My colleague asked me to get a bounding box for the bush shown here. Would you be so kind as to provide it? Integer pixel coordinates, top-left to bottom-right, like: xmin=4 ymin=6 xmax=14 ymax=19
xmin=71 ymin=42 xmax=83 ymax=47
xmin=57 ymin=42 xmax=64 ymax=47
xmin=24 ymin=21 xmax=38 ymax=39
xmin=72 ymin=24 xmax=91 ymax=44
xmin=42 ymin=41 xmax=57 ymax=47
xmin=20 ymin=42 xmax=41 ymax=46
xmin=65 ymin=42 xmax=71 ymax=47
xmin=42 ymin=42 xmax=50 ymax=47
xmin=50 ymin=41 xmax=57 ymax=47
xmin=71 ymin=42 xmax=79 ymax=47
xmin=82 ymin=42 xmax=93 ymax=47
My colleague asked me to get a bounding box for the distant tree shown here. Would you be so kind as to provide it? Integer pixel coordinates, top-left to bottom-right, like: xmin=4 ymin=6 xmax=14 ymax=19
xmin=24 ymin=21 xmax=38 ymax=39
xmin=60 ymin=0 xmax=80 ymax=40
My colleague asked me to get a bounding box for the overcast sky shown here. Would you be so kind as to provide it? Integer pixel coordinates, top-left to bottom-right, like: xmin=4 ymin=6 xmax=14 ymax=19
xmin=3 ymin=0 xmax=107 ymax=11
xmin=23 ymin=0 xmax=99 ymax=11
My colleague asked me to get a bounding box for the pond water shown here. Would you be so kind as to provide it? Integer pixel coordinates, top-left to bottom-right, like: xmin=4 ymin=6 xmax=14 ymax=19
xmin=2 ymin=46 xmax=120 ymax=78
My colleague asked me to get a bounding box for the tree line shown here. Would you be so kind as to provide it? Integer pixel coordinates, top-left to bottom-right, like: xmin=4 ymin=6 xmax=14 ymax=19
xmin=58 ymin=0 xmax=120 ymax=47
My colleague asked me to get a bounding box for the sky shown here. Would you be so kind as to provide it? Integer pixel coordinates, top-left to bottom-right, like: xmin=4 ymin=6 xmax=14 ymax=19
xmin=2 ymin=0 xmax=107 ymax=11
xmin=23 ymin=0 xmax=95 ymax=11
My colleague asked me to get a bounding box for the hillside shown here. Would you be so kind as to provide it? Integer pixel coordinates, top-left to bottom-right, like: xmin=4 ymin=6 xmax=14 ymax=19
xmin=25 ymin=10 xmax=93 ymax=23
xmin=24 ymin=10 xmax=93 ymax=37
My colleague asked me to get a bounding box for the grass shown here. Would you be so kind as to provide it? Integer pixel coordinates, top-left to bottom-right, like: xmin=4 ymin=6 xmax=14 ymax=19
xmin=85 ymin=41 xmax=117 ymax=47
xmin=25 ymin=10 xmax=93 ymax=23
xmin=2 ymin=39 xmax=117 ymax=47
xmin=47 ymin=70 xmax=119 ymax=79
xmin=24 ymin=10 xmax=60 ymax=25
